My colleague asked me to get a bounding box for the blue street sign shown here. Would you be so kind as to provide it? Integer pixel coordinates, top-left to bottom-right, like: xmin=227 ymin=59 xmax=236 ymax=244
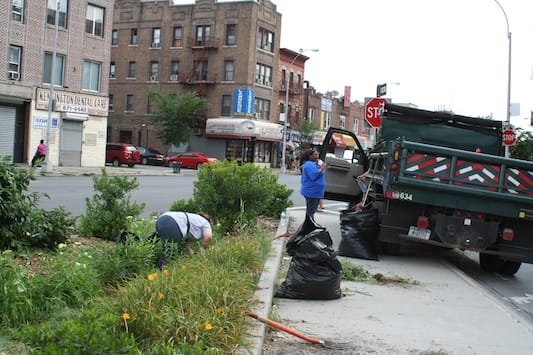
xmin=233 ymin=88 xmax=255 ymax=114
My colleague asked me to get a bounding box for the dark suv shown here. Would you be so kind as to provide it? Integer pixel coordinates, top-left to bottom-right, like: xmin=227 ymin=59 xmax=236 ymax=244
xmin=106 ymin=143 xmax=141 ymax=167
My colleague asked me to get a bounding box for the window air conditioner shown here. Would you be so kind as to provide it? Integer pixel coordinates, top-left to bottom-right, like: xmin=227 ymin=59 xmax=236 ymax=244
xmin=151 ymin=42 xmax=160 ymax=48
xmin=8 ymin=72 xmax=20 ymax=80
xmin=149 ymin=75 xmax=158 ymax=81
xmin=169 ymin=74 xmax=178 ymax=81
xmin=265 ymin=81 xmax=271 ymax=87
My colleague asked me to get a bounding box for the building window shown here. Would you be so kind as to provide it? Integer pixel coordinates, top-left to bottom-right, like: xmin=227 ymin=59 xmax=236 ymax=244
xmin=255 ymin=63 xmax=272 ymax=86
xmin=195 ymin=25 xmax=211 ymax=46
xmin=151 ymin=28 xmax=161 ymax=47
xmin=109 ymin=62 xmax=116 ymax=78
xmin=226 ymin=24 xmax=236 ymax=45
xmin=82 ymin=60 xmax=100 ymax=91
xmin=111 ymin=29 xmax=118 ymax=45
xmin=108 ymin=94 xmax=114 ymax=111
xmin=258 ymin=28 xmax=274 ymax=52
xmin=43 ymin=52 xmax=64 ymax=86
xmin=170 ymin=60 xmax=179 ymax=81
xmin=221 ymin=95 xmax=232 ymax=116
xmin=128 ymin=61 xmax=136 ymax=78
xmin=308 ymin=107 xmax=315 ymax=122
xmin=149 ymin=61 xmax=159 ymax=81
xmin=147 ymin=97 xmax=157 ymax=114
xmin=340 ymin=115 xmax=346 ymax=129
xmin=130 ymin=29 xmax=138 ymax=45
xmin=254 ymin=98 xmax=271 ymax=120
xmin=47 ymin=0 xmax=68 ymax=28
xmin=172 ymin=26 xmax=182 ymax=47
xmin=194 ymin=60 xmax=208 ymax=81
xmin=126 ymin=94 xmax=134 ymax=112
xmin=8 ymin=46 xmax=21 ymax=80
xmin=85 ymin=4 xmax=104 ymax=37
xmin=224 ymin=60 xmax=234 ymax=81
xmin=12 ymin=0 xmax=24 ymax=22
xmin=353 ymin=118 xmax=359 ymax=133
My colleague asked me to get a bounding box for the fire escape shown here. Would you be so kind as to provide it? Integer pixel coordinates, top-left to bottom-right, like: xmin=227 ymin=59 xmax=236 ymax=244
xmin=182 ymin=36 xmax=218 ymax=97
xmin=180 ymin=35 xmax=219 ymax=135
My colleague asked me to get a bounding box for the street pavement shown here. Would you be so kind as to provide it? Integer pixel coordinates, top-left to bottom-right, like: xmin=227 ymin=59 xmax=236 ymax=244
xmin=257 ymin=206 xmax=533 ymax=355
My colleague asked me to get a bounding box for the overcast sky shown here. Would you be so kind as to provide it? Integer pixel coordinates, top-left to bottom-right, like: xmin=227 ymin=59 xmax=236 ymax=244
xmin=274 ymin=0 xmax=533 ymax=129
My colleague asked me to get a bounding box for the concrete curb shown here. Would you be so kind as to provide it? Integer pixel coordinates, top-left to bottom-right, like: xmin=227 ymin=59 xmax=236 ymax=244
xmin=236 ymin=212 xmax=289 ymax=354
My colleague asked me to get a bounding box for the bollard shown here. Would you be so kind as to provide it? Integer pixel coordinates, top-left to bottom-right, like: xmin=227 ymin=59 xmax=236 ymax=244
xmin=171 ymin=161 xmax=181 ymax=174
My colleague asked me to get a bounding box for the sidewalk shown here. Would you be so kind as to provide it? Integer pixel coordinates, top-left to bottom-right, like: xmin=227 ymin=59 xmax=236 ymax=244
xmin=257 ymin=207 xmax=533 ymax=355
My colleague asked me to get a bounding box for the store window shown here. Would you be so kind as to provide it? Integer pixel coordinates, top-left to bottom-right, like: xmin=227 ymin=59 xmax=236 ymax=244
xmin=254 ymin=141 xmax=272 ymax=163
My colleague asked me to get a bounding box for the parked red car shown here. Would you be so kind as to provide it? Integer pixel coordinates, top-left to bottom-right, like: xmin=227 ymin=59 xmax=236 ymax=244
xmin=165 ymin=151 xmax=218 ymax=169
xmin=106 ymin=143 xmax=141 ymax=167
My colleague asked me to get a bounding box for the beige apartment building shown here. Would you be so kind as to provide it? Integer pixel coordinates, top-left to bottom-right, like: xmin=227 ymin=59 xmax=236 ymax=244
xmin=109 ymin=0 xmax=286 ymax=167
xmin=1 ymin=0 xmax=113 ymax=167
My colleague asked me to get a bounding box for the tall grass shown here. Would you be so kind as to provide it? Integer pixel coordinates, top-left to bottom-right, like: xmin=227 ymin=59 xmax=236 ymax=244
xmin=1 ymin=219 xmax=272 ymax=354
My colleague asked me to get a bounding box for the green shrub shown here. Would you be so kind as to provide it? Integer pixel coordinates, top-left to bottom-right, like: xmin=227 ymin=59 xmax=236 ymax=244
xmin=79 ymin=168 xmax=146 ymax=240
xmin=193 ymin=161 xmax=292 ymax=233
xmin=0 ymin=156 xmax=76 ymax=250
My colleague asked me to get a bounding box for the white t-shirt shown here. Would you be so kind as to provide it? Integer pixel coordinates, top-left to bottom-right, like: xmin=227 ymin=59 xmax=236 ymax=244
xmin=161 ymin=212 xmax=212 ymax=241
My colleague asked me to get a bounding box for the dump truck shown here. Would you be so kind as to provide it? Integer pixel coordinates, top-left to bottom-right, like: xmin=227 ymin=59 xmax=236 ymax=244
xmin=320 ymin=103 xmax=533 ymax=275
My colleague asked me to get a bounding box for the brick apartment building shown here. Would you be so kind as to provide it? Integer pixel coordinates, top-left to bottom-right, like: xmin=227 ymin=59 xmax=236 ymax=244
xmin=109 ymin=0 xmax=286 ymax=167
xmin=1 ymin=0 xmax=113 ymax=167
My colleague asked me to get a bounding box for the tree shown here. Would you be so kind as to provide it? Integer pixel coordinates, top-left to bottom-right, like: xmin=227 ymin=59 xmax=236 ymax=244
xmin=147 ymin=91 xmax=210 ymax=146
xmin=510 ymin=128 xmax=533 ymax=161
xmin=296 ymin=120 xmax=316 ymax=150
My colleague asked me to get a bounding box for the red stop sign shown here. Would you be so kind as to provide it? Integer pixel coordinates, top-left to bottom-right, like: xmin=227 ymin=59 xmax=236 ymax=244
xmin=502 ymin=129 xmax=517 ymax=146
xmin=365 ymin=98 xmax=388 ymax=128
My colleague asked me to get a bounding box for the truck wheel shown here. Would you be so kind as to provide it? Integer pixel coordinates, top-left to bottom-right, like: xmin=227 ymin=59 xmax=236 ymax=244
xmin=499 ymin=260 xmax=521 ymax=275
xmin=479 ymin=253 xmax=504 ymax=272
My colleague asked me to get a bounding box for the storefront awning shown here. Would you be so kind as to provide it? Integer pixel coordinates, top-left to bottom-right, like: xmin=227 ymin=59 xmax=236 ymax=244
xmin=205 ymin=118 xmax=282 ymax=141
xmin=331 ymin=133 xmax=346 ymax=148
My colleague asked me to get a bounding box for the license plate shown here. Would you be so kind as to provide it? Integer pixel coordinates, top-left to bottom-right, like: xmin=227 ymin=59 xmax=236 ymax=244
xmin=408 ymin=226 xmax=431 ymax=240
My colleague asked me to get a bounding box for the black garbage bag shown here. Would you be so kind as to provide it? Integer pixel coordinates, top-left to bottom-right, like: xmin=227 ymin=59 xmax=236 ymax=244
xmin=338 ymin=208 xmax=379 ymax=260
xmin=276 ymin=222 xmax=342 ymax=300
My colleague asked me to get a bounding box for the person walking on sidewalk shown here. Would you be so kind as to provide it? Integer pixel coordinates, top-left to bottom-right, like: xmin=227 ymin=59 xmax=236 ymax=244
xmin=31 ymin=139 xmax=47 ymax=167
xmin=300 ymin=148 xmax=327 ymax=222
xmin=155 ymin=211 xmax=213 ymax=269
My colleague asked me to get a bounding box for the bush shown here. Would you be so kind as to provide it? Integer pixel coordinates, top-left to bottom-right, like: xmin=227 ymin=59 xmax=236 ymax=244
xmin=79 ymin=168 xmax=146 ymax=240
xmin=192 ymin=161 xmax=292 ymax=233
xmin=0 ymin=156 xmax=75 ymax=250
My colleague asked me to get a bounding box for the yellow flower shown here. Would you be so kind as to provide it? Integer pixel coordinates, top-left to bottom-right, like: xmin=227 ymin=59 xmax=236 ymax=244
xmin=204 ymin=323 xmax=213 ymax=331
xmin=148 ymin=273 xmax=158 ymax=281
xmin=122 ymin=312 xmax=130 ymax=320
xmin=159 ymin=293 xmax=164 ymax=300
xmin=162 ymin=269 xmax=170 ymax=276
xmin=181 ymin=264 xmax=187 ymax=270
xmin=216 ymin=308 xmax=224 ymax=315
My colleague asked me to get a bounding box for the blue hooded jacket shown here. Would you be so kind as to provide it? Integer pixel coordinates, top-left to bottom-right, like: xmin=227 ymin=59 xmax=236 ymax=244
xmin=300 ymin=160 xmax=326 ymax=198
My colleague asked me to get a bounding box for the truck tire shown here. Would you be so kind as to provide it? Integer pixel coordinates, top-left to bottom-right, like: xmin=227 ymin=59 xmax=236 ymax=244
xmin=479 ymin=253 xmax=504 ymax=273
xmin=499 ymin=260 xmax=521 ymax=275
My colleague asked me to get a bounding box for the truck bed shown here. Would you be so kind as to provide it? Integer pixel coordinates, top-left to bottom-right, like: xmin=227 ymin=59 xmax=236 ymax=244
xmin=376 ymin=139 xmax=533 ymax=219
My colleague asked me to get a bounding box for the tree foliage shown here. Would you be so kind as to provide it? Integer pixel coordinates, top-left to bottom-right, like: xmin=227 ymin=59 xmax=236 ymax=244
xmin=510 ymin=128 xmax=533 ymax=161
xmin=296 ymin=120 xmax=316 ymax=150
xmin=147 ymin=91 xmax=210 ymax=146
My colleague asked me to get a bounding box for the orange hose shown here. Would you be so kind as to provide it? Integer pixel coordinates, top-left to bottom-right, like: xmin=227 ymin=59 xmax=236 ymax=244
xmin=247 ymin=312 xmax=321 ymax=345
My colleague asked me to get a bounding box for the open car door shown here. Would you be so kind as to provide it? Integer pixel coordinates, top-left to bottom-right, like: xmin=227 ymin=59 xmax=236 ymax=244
xmin=318 ymin=128 xmax=369 ymax=203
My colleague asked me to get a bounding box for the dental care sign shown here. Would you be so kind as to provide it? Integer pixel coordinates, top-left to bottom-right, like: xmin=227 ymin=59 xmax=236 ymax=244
xmin=35 ymin=88 xmax=109 ymax=116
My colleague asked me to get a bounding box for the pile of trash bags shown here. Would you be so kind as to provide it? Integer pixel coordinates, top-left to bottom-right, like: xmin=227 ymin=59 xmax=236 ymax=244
xmin=275 ymin=216 xmax=343 ymax=300
xmin=337 ymin=207 xmax=379 ymax=261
